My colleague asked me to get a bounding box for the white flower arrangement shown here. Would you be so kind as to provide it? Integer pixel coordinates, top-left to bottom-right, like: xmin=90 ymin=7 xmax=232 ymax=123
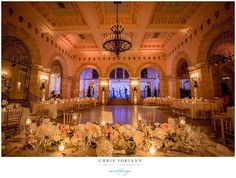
xmin=23 ymin=121 xmax=205 ymax=155
xmin=96 ymin=140 xmax=113 ymax=157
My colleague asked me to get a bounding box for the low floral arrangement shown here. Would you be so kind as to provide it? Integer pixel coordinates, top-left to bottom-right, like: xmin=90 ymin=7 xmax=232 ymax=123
xmin=23 ymin=120 xmax=204 ymax=156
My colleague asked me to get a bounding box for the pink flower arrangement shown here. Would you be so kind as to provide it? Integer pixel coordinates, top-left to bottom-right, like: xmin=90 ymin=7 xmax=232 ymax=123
xmin=160 ymin=123 xmax=170 ymax=130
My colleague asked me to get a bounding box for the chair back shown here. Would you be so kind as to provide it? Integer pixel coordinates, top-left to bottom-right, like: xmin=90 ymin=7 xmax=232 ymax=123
xmin=139 ymin=112 xmax=155 ymax=125
xmin=63 ymin=112 xmax=82 ymax=125
xmin=4 ymin=107 xmax=23 ymax=134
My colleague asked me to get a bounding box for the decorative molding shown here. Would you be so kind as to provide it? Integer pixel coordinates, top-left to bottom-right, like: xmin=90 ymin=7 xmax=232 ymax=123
xmin=48 ymin=53 xmax=69 ymax=76
xmin=105 ymin=62 xmax=134 ymax=77
xmin=2 ymin=23 xmax=42 ymax=65
xmin=74 ymin=62 xmax=103 ymax=77
xmin=135 ymin=62 xmax=165 ymax=77
xmin=197 ymin=17 xmax=234 ymax=63
xmin=171 ymin=51 xmax=192 ymax=77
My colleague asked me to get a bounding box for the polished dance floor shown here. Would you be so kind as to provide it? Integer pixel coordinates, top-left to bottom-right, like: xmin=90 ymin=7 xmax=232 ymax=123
xmin=79 ymin=105 xmax=170 ymax=125
xmin=79 ymin=105 xmax=234 ymax=150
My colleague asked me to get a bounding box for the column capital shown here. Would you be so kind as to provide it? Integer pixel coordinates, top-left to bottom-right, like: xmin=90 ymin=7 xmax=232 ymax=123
xmin=188 ymin=62 xmax=208 ymax=71
xmin=31 ymin=64 xmax=51 ymax=73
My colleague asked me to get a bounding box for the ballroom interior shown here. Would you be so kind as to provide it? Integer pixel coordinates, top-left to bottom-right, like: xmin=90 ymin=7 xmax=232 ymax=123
xmin=1 ymin=1 xmax=235 ymax=157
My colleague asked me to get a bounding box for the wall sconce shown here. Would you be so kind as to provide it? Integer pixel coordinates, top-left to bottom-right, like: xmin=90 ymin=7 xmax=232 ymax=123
xmin=40 ymin=75 xmax=48 ymax=83
xmin=100 ymin=80 xmax=108 ymax=105
xmin=190 ymin=73 xmax=199 ymax=81
xmin=131 ymin=80 xmax=139 ymax=105
xmin=17 ymin=82 xmax=21 ymax=90
xmin=131 ymin=80 xmax=139 ymax=88
xmin=2 ymin=72 xmax=8 ymax=78
xmin=100 ymin=80 xmax=108 ymax=87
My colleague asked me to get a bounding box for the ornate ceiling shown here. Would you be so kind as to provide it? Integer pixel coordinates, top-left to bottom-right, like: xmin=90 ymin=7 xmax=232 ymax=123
xmin=26 ymin=2 xmax=206 ymax=53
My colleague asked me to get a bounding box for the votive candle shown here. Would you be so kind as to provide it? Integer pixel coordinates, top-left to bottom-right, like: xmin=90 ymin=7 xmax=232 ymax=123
xmin=149 ymin=146 xmax=156 ymax=156
xmin=58 ymin=144 xmax=65 ymax=152
xmin=26 ymin=118 xmax=32 ymax=126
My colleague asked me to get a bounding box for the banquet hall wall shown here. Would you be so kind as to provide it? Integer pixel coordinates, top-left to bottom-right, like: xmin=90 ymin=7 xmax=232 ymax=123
xmin=1 ymin=2 xmax=234 ymax=104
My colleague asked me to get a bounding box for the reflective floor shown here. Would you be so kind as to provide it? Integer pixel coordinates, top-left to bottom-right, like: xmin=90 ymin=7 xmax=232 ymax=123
xmin=79 ymin=105 xmax=234 ymax=150
xmin=80 ymin=105 xmax=170 ymax=125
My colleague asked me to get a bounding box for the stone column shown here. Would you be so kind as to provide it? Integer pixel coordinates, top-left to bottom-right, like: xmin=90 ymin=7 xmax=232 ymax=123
xmin=168 ymin=76 xmax=179 ymax=98
xmin=70 ymin=76 xmax=79 ymax=98
xmin=199 ymin=64 xmax=215 ymax=98
xmin=61 ymin=75 xmax=66 ymax=99
xmin=99 ymin=77 xmax=109 ymax=104
xmin=29 ymin=65 xmax=40 ymax=101
xmin=159 ymin=76 xmax=168 ymax=97
xmin=129 ymin=77 xmax=140 ymax=104
xmin=29 ymin=64 xmax=50 ymax=101
xmin=188 ymin=62 xmax=214 ymax=99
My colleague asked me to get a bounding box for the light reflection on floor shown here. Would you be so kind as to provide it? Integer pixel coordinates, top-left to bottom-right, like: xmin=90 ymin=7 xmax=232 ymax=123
xmin=79 ymin=105 xmax=170 ymax=125
xmin=79 ymin=105 xmax=234 ymax=150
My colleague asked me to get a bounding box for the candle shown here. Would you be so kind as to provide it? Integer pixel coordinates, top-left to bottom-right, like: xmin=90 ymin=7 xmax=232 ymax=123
xmin=179 ymin=117 xmax=186 ymax=126
xmin=17 ymin=82 xmax=21 ymax=90
xmin=72 ymin=113 xmax=78 ymax=120
xmin=101 ymin=120 xmax=106 ymax=126
xmin=26 ymin=118 xmax=32 ymax=126
xmin=149 ymin=146 xmax=156 ymax=156
xmin=58 ymin=144 xmax=65 ymax=152
xmin=137 ymin=115 xmax=142 ymax=121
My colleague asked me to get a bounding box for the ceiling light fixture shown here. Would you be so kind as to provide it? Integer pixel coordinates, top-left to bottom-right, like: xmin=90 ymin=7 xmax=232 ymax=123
xmin=103 ymin=2 xmax=132 ymax=57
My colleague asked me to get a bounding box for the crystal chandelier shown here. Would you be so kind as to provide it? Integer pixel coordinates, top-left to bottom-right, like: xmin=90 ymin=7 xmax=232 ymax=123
xmin=103 ymin=2 xmax=132 ymax=57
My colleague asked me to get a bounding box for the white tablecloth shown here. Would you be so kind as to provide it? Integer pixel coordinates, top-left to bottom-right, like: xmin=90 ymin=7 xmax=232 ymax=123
xmin=174 ymin=101 xmax=213 ymax=119
xmin=33 ymin=103 xmax=69 ymax=119
xmin=33 ymin=100 xmax=97 ymax=118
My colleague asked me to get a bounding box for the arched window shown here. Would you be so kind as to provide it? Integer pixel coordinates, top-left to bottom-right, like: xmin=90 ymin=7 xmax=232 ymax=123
xmin=140 ymin=68 xmax=160 ymax=98
xmin=80 ymin=68 xmax=99 ymax=98
xmin=2 ymin=36 xmax=32 ymax=101
xmin=49 ymin=61 xmax=62 ymax=97
xmin=109 ymin=68 xmax=130 ymax=98
xmin=177 ymin=59 xmax=191 ymax=98
xmin=207 ymin=31 xmax=234 ymax=106
xmin=110 ymin=67 xmax=129 ymax=79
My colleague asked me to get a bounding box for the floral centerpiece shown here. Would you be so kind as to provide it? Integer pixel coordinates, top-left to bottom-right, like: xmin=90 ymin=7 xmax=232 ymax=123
xmin=21 ymin=119 xmax=205 ymax=156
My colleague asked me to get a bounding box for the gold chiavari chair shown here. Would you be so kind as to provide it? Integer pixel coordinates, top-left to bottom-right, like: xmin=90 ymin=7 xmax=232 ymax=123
xmin=63 ymin=112 xmax=82 ymax=125
xmin=210 ymin=103 xmax=232 ymax=144
xmin=139 ymin=112 xmax=155 ymax=126
xmin=37 ymin=109 xmax=53 ymax=126
xmin=2 ymin=107 xmax=23 ymax=138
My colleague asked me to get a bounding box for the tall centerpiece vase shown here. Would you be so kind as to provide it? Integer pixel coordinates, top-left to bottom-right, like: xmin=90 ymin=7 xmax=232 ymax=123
xmin=41 ymin=89 xmax=45 ymax=102
xmin=193 ymin=81 xmax=198 ymax=102
xmin=194 ymin=87 xmax=197 ymax=102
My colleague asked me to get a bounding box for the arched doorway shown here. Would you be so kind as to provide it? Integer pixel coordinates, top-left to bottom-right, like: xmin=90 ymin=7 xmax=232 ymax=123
xmin=49 ymin=61 xmax=62 ymax=98
xmin=80 ymin=68 xmax=99 ymax=98
xmin=2 ymin=36 xmax=32 ymax=101
xmin=177 ymin=59 xmax=191 ymax=98
xmin=109 ymin=67 xmax=130 ymax=99
xmin=207 ymin=31 xmax=234 ymax=106
xmin=140 ymin=68 xmax=160 ymax=98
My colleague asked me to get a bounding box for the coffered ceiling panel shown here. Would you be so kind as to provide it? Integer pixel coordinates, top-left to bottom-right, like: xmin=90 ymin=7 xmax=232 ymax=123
xmin=23 ymin=1 xmax=208 ymax=52
xmin=95 ymin=2 xmax=139 ymax=25
xmin=149 ymin=2 xmax=202 ymax=25
xmin=30 ymin=2 xmax=86 ymax=28
xmin=142 ymin=32 xmax=176 ymax=48
xmin=63 ymin=33 xmax=97 ymax=49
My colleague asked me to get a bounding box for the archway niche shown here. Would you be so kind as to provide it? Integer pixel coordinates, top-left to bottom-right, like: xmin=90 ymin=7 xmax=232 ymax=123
xmin=109 ymin=67 xmax=130 ymax=99
xmin=177 ymin=59 xmax=191 ymax=98
xmin=80 ymin=68 xmax=99 ymax=98
xmin=2 ymin=36 xmax=32 ymax=101
xmin=207 ymin=31 xmax=234 ymax=106
xmin=49 ymin=60 xmax=63 ymax=98
xmin=140 ymin=68 xmax=160 ymax=98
